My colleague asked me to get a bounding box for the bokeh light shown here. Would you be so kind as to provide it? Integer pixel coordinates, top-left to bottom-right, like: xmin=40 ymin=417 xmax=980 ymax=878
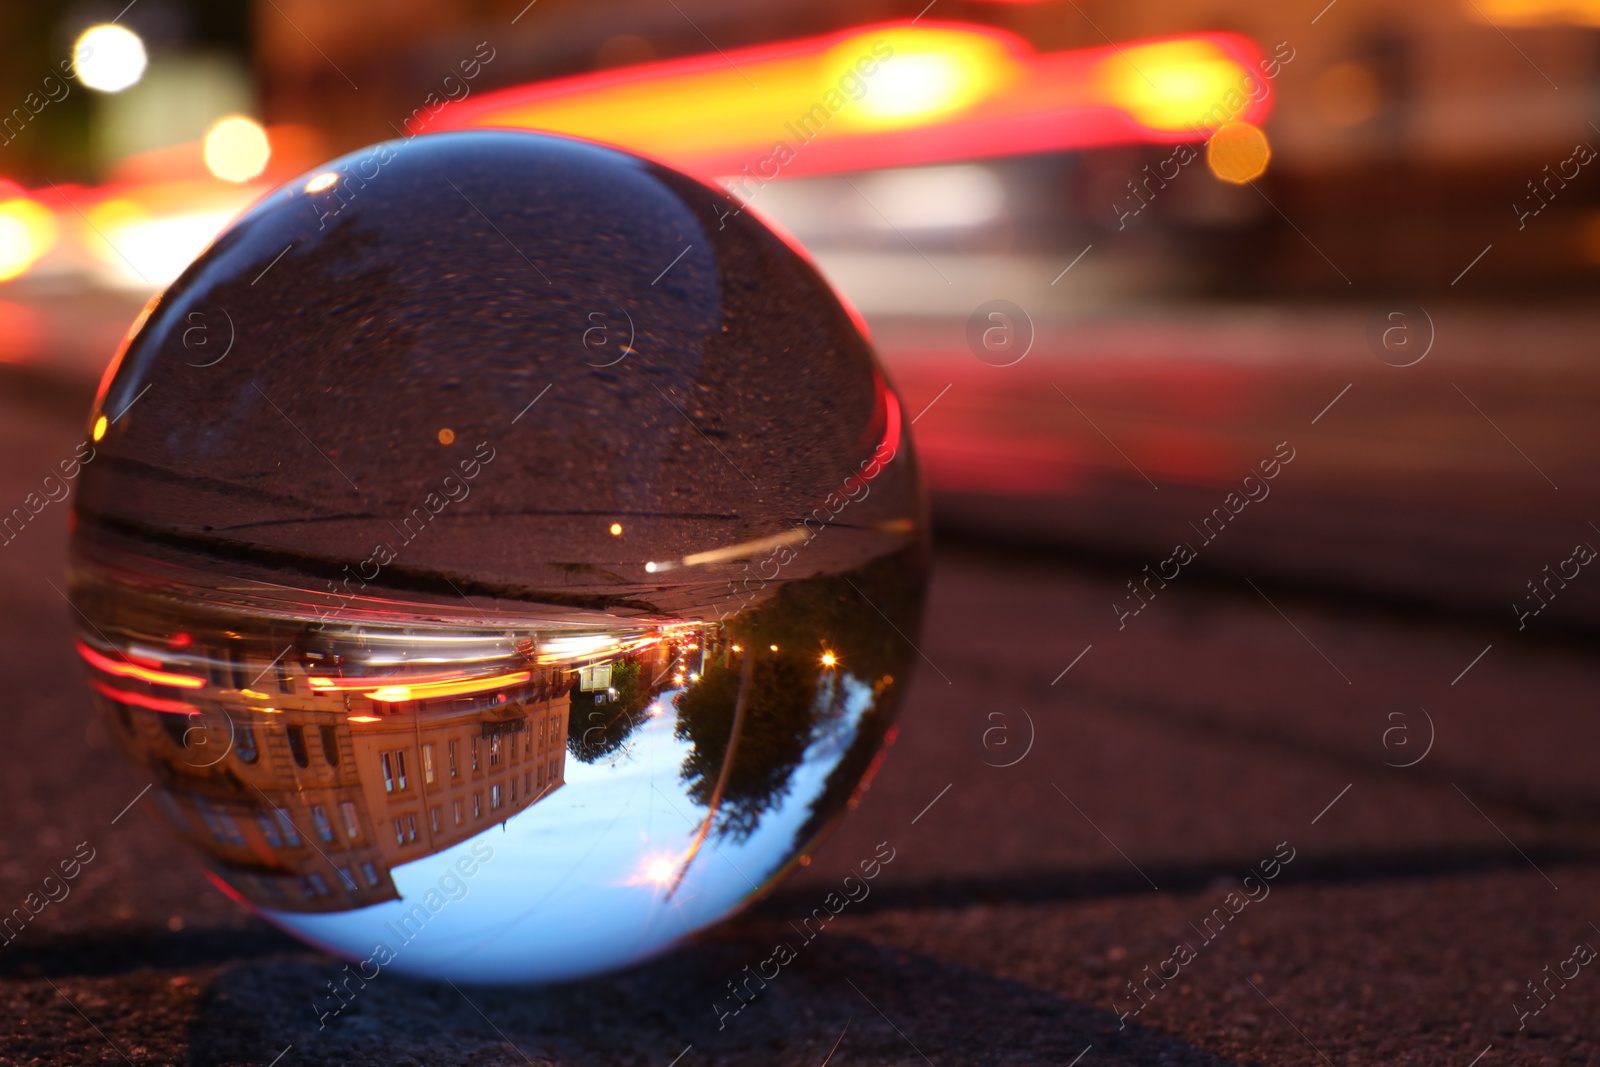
xmin=0 ymin=198 xmax=58 ymax=282
xmin=74 ymin=25 xmax=148 ymax=93
xmin=203 ymin=117 xmax=271 ymax=182
xmin=1206 ymin=121 xmax=1271 ymax=183
xmin=1102 ymin=39 xmax=1253 ymax=133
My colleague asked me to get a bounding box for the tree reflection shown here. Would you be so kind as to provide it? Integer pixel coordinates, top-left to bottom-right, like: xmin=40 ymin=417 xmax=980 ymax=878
xmin=566 ymin=659 xmax=652 ymax=764
xmin=674 ymin=546 xmax=926 ymax=843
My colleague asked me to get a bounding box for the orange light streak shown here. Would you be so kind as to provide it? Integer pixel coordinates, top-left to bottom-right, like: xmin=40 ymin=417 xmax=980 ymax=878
xmin=88 ymin=678 xmax=200 ymax=715
xmin=364 ymin=670 xmax=532 ymax=703
xmin=76 ymin=639 xmax=205 ymax=688
xmin=434 ymin=23 xmax=1270 ymax=181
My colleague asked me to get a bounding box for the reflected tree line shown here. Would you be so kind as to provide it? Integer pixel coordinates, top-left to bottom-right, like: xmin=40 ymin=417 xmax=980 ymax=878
xmin=566 ymin=545 xmax=927 ymax=846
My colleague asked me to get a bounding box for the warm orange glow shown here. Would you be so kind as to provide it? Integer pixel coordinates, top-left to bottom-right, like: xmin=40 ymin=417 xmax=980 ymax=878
xmin=437 ymin=427 xmax=455 ymax=445
xmin=304 ymin=171 xmax=339 ymax=193
xmin=364 ymin=670 xmax=533 ymax=703
xmin=1098 ymin=38 xmax=1256 ymax=133
xmin=76 ymin=640 xmax=205 ymax=689
xmin=821 ymin=651 xmax=837 ymax=667
xmin=609 ymin=523 xmax=623 ymax=536
xmin=731 ymin=645 xmax=742 ymax=652
xmin=348 ymin=714 xmax=382 ymax=723
xmin=1473 ymin=0 xmax=1600 ymax=24
xmin=0 ymin=197 xmax=57 ymax=281
xmin=203 ymin=117 xmax=271 ymax=182
xmin=309 ymin=666 xmax=508 ymax=692
xmin=434 ymin=23 xmax=1268 ymax=181
xmin=1207 ymin=122 xmax=1270 ymax=183
xmin=92 ymin=415 xmax=108 ymax=442
xmin=83 ymin=196 xmax=243 ymax=288
xmin=88 ymin=679 xmax=199 ymax=715
xmin=770 ymin=644 xmax=779 ymax=652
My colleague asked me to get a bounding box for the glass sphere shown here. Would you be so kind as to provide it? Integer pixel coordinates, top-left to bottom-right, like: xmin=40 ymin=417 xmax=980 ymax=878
xmin=69 ymin=131 xmax=928 ymax=984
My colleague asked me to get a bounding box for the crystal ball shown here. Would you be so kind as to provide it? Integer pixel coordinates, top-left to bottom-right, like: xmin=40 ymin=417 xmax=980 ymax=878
xmin=69 ymin=130 xmax=928 ymax=984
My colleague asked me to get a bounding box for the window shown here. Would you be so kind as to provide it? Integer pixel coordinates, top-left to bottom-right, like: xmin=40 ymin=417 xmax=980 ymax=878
xmin=429 ymin=806 xmax=441 ymax=833
xmin=471 ymin=737 xmax=480 ymax=772
xmin=361 ymin=862 xmax=378 ymax=887
xmin=275 ymin=808 xmax=301 ymax=846
xmin=256 ymin=811 xmax=282 ymax=847
xmin=448 ymin=740 xmax=459 ymax=778
xmin=537 ymin=718 xmax=545 ymax=744
xmin=235 ymin=724 xmax=259 ymax=765
xmin=340 ymin=801 xmax=361 ymax=840
xmin=453 ymin=798 xmax=464 ymax=825
xmin=381 ymin=750 xmax=408 ymax=793
xmin=207 ymin=649 xmax=228 ymax=688
xmin=537 ymin=764 xmax=545 ymax=788
xmin=320 ymin=725 xmax=340 ymax=767
xmin=422 ymin=743 xmax=436 ymax=784
xmin=525 ymin=771 xmax=532 ymax=794
xmin=286 ymin=725 xmax=309 ymax=768
xmin=491 ymin=784 xmax=503 ymax=809
xmin=311 ymin=805 xmax=334 ymax=843
xmin=196 ymin=800 xmax=244 ymax=845
xmin=229 ymin=644 xmax=249 ymax=690
xmin=394 ymin=815 xmax=418 ymax=845
xmin=337 ymin=867 xmax=357 ymax=892
xmin=275 ymin=661 xmax=294 ymax=693
xmin=510 ymin=777 xmax=517 ymax=804
xmin=488 ymin=734 xmax=501 ymax=766
xmin=473 ymin=792 xmax=482 ymax=818
xmin=307 ymin=872 xmax=329 ymax=897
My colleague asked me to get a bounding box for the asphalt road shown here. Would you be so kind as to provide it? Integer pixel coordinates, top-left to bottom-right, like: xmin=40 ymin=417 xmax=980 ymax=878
xmin=2 ymin=372 xmax=1598 ymax=1066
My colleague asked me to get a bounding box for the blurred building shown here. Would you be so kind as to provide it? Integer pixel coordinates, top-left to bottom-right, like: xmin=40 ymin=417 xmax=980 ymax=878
xmin=86 ymin=614 xmax=572 ymax=913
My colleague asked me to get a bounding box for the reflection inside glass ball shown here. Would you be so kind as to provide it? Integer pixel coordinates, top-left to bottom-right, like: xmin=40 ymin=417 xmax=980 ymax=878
xmin=68 ymin=129 xmax=927 ymax=983
xmin=71 ymin=542 xmax=920 ymax=983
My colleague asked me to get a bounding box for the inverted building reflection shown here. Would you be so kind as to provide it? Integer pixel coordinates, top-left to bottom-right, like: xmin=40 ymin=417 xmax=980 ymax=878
xmin=71 ymin=542 xmax=925 ymax=931
xmin=75 ymin=583 xmax=687 ymax=913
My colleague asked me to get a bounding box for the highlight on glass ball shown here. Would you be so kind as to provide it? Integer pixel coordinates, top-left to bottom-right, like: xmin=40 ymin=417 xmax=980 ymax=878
xmin=69 ymin=130 xmax=928 ymax=984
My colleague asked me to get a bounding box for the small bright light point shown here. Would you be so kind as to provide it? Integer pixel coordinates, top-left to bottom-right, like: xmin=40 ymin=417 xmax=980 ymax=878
xmin=645 ymin=561 xmax=657 ymax=573
xmin=75 ymin=25 xmax=148 ymax=93
xmin=203 ymin=117 xmax=270 ymax=182
xmin=304 ymin=171 xmax=339 ymax=193
xmin=821 ymin=652 xmax=837 ymax=667
xmin=689 ymin=671 xmax=698 ymax=681
xmin=92 ymin=415 xmax=108 ymax=441
xmin=348 ymin=715 xmax=381 ymax=723
xmin=731 ymin=645 xmax=741 ymax=652
xmin=770 ymin=644 xmax=779 ymax=652
xmin=610 ymin=522 xmax=623 ymax=535
xmin=437 ymin=427 xmax=455 ymax=445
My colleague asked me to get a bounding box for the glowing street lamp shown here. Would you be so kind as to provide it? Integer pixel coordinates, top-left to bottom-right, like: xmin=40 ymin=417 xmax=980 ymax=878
xmin=204 ymin=117 xmax=271 ymax=182
xmin=75 ymin=25 xmax=148 ymax=93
